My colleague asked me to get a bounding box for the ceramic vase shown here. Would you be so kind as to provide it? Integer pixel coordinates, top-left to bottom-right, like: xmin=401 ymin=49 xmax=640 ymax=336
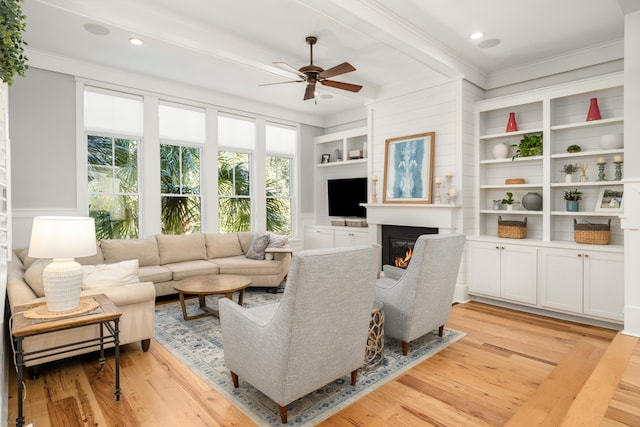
xmin=565 ymin=174 xmax=573 ymax=183
xmin=566 ymin=200 xmax=579 ymax=212
xmin=586 ymin=97 xmax=601 ymax=121
xmin=522 ymin=192 xmax=542 ymax=211
xmin=493 ymin=142 xmax=509 ymax=159
xmin=506 ymin=112 xmax=518 ymax=132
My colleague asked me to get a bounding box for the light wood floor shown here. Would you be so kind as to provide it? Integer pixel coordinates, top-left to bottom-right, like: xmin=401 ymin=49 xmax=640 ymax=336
xmin=6 ymin=301 xmax=640 ymax=426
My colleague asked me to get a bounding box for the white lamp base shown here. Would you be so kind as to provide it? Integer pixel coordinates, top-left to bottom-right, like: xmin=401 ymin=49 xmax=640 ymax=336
xmin=43 ymin=258 xmax=83 ymax=312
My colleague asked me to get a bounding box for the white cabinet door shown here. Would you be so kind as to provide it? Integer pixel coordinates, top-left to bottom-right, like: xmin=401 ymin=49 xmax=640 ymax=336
xmin=467 ymin=241 xmax=501 ymax=298
xmin=501 ymin=245 xmax=538 ymax=304
xmin=304 ymin=227 xmax=334 ymax=250
xmin=334 ymin=230 xmax=368 ymax=247
xmin=538 ymin=248 xmax=583 ymax=314
xmin=583 ymin=251 xmax=624 ymax=321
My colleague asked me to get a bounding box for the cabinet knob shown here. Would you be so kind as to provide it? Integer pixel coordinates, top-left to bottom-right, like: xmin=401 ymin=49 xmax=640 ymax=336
xmin=577 ymin=254 xmax=582 ymax=257
xmin=584 ymin=254 xmax=589 ymax=258
xmin=349 ymin=233 xmax=354 ymax=236
xmin=500 ymin=246 xmax=505 ymax=250
xmin=496 ymin=246 xmax=500 ymax=250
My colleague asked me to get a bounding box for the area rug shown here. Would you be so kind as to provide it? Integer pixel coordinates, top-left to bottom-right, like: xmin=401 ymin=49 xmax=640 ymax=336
xmin=153 ymin=290 xmax=465 ymax=426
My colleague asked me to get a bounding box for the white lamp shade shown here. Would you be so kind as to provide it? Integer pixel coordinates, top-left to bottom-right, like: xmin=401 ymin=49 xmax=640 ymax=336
xmin=28 ymin=216 xmax=97 ymax=259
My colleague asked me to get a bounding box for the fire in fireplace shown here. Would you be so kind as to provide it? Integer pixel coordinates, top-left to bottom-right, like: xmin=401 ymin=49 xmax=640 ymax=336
xmin=382 ymin=225 xmax=438 ymax=268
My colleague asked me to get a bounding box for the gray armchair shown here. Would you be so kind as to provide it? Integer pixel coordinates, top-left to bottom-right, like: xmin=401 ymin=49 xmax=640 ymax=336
xmin=219 ymin=244 xmax=380 ymax=424
xmin=375 ymin=233 xmax=465 ymax=355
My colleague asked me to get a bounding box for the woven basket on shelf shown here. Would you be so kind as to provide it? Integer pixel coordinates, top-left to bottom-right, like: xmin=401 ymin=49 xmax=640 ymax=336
xmin=574 ymin=219 xmax=611 ymax=245
xmin=497 ymin=216 xmax=527 ymax=239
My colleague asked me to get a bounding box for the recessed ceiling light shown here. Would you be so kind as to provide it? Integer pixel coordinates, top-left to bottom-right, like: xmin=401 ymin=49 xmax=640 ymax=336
xmin=84 ymin=23 xmax=109 ymax=36
xmin=129 ymin=37 xmax=144 ymax=46
xmin=469 ymin=32 xmax=485 ymax=40
xmin=478 ymin=38 xmax=501 ymax=48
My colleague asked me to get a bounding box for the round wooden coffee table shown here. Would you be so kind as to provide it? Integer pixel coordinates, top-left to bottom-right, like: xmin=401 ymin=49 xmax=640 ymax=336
xmin=173 ymin=274 xmax=252 ymax=320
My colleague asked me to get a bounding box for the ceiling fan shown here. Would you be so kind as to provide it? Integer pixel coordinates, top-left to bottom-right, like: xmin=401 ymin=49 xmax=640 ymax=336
xmin=262 ymin=36 xmax=363 ymax=101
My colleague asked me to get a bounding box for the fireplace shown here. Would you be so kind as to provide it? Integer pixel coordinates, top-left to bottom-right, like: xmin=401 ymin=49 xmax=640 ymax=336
xmin=382 ymin=225 xmax=438 ymax=268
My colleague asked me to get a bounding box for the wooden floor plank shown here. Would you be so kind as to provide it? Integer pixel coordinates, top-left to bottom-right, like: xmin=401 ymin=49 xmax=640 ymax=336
xmin=560 ymin=332 xmax=638 ymax=426
xmin=6 ymin=300 xmax=639 ymax=427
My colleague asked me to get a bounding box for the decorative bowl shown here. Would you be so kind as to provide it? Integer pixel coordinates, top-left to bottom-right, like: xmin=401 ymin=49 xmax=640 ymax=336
xmin=599 ymin=133 xmax=623 ymax=149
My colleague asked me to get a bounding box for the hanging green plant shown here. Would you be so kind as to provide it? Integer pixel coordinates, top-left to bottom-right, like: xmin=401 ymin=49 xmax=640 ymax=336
xmin=0 ymin=0 xmax=29 ymax=85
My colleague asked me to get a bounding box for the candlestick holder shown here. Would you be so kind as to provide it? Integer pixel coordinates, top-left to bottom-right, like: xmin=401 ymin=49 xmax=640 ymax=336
xmin=372 ymin=176 xmax=378 ymax=204
xmin=613 ymin=161 xmax=623 ymax=181
xmin=597 ymin=162 xmax=607 ymax=181
xmin=435 ymin=182 xmax=442 ymax=204
xmin=445 ymin=175 xmax=453 ymax=198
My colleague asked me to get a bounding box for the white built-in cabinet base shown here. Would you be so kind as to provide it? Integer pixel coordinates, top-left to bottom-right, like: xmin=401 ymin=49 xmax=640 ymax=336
xmin=304 ymin=226 xmax=369 ymax=250
xmin=467 ymin=237 xmax=624 ymax=324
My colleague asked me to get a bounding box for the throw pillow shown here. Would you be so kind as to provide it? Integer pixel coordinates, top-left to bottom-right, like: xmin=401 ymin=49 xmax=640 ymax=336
xmin=82 ymin=259 xmax=140 ymax=290
xmin=267 ymin=233 xmax=288 ymax=248
xmin=245 ymin=234 xmax=270 ymax=260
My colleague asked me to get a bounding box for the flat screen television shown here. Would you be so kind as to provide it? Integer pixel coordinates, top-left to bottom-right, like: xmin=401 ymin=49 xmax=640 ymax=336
xmin=327 ymin=177 xmax=367 ymax=218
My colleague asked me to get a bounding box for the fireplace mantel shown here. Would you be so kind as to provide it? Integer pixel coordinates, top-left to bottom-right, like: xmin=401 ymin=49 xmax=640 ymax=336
xmin=362 ymin=203 xmax=461 ymax=231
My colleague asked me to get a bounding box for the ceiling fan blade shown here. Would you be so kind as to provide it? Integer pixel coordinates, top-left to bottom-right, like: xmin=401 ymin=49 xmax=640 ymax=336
xmin=304 ymin=81 xmax=316 ymax=100
xmin=320 ymin=79 xmax=363 ymax=93
xmin=319 ymin=62 xmax=356 ymax=79
xmin=273 ymin=62 xmax=306 ymax=78
xmin=259 ymin=80 xmax=304 ymax=87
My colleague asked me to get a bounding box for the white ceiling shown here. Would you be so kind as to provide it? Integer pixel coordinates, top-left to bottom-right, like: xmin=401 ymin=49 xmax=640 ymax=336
xmin=21 ymin=0 xmax=634 ymax=125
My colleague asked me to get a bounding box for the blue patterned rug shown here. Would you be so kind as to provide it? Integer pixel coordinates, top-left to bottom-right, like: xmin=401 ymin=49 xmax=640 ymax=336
xmin=154 ymin=289 xmax=465 ymax=426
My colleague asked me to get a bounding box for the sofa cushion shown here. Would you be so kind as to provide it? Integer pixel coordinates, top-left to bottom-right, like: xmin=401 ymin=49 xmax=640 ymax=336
xmin=246 ymin=233 xmax=270 ymax=260
xmin=156 ymin=234 xmax=207 ymax=265
xmin=24 ymin=258 xmax=50 ymax=297
xmin=205 ymin=233 xmax=243 ymax=259
xmin=212 ymin=255 xmax=282 ymax=275
xmin=82 ymin=259 xmax=140 ymax=290
xmin=163 ymin=260 xmax=219 ymax=281
xmin=237 ymin=232 xmax=255 ymax=253
xmin=138 ymin=265 xmax=173 ymax=283
xmin=267 ymin=233 xmax=288 ymax=248
xmin=101 ymin=237 xmax=160 ymax=267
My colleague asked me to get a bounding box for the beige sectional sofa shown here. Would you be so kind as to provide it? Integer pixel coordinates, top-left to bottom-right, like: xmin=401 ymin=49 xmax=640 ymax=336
xmin=6 ymin=231 xmax=291 ymax=367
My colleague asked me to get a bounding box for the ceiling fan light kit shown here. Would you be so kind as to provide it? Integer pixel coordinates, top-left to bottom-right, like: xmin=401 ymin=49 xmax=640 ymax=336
xmin=265 ymin=36 xmax=363 ymax=101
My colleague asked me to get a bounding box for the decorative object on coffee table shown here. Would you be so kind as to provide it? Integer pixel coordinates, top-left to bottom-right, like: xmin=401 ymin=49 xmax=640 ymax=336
xmin=28 ymin=216 xmax=97 ymax=312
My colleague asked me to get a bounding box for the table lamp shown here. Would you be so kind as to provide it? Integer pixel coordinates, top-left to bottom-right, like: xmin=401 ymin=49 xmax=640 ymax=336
xmin=28 ymin=216 xmax=97 ymax=312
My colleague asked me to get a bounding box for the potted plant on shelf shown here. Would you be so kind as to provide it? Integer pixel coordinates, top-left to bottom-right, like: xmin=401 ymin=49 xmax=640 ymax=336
xmin=564 ymin=189 xmax=582 ymax=212
xmin=501 ymin=192 xmax=517 ymax=211
xmin=511 ymin=133 xmax=543 ymax=160
xmin=562 ymin=163 xmax=578 ymax=182
xmin=567 ymin=144 xmax=582 ymax=153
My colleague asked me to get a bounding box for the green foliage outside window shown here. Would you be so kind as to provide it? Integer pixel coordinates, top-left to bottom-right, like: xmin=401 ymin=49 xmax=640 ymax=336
xmin=0 ymin=0 xmax=28 ymax=85
xmin=161 ymin=144 xmax=201 ymax=234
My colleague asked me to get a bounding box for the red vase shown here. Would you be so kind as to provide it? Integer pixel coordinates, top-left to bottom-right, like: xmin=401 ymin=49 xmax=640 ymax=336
xmin=506 ymin=112 xmax=518 ymax=132
xmin=586 ymin=97 xmax=601 ymax=121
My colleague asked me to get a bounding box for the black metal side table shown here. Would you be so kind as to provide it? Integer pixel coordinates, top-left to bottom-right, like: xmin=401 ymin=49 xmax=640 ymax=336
xmin=10 ymin=294 xmax=122 ymax=427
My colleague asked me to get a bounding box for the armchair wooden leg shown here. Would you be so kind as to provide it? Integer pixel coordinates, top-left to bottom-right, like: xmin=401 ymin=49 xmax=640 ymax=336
xmin=438 ymin=325 xmax=445 ymax=337
xmin=230 ymin=371 xmax=239 ymax=388
xmin=278 ymin=405 xmax=288 ymax=424
xmin=402 ymin=341 xmax=409 ymax=356
xmin=141 ymin=338 xmax=151 ymax=352
xmin=351 ymin=369 xmax=358 ymax=386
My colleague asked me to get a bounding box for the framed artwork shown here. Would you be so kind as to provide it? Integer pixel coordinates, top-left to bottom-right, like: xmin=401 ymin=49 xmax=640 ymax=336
xmin=321 ymin=153 xmax=330 ymax=163
xmin=383 ymin=132 xmax=435 ymax=204
xmin=595 ymin=186 xmax=624 ymax=212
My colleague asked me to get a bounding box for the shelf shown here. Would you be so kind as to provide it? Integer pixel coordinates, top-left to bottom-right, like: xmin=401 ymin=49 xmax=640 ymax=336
xmin=551 ymin=181 xmax=623 ymax=188
xmin=480 ymin=184 xmax=543 ymax=189
xmin=481 ymin=210 xmax=543 ymax=215
xmin=551 ymin=211 xmax=621 ymax=217
xmin=551 ymin=149 xmax=623 ymax=159
xmin=316 ymin=158 xmax=367 ymax=167
xmin=480 ymin=155 xmax=543 ymax=165
xmin=551 ymin=117 xmax=623 ymax=131
xmin=480 ymin=128 xmax=544 ymax=140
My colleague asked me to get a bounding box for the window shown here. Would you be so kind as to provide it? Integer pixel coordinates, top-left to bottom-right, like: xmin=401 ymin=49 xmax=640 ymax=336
xmin=85 ymin=88 xmax=142 ymax=239
xmin=265 ymin=123 xmax=296 ymax=235
xmin=87 ymin=135 xmax=140 ymax=239
xmin=218 ymin=115 xmax=255 ymax=233
xmin=159 ymin=103 xmax=204 ymax=234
